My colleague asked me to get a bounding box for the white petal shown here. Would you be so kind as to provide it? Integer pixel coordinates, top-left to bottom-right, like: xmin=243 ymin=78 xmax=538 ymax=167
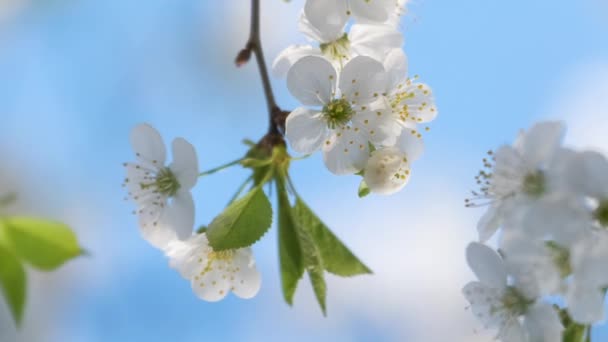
xmin=285 ymin=108 xmax=328 ymax=154
xmin=170 ymin=138 xmax=198 ymax=190
xmin=383 ymin=48 xmax=408 ymax=92
xmin=351 ymin=100 xmax=400 ymax=146
xmin=477 ymin=204 xmax=503 ymax=242
xmin=364 ymin=147 xmax=410 ymax=195
xmin=231 ymin=249 xmax=262 ymax=299
xmin=130 ymin=123 xmax=166 ymax=166
xmin=520 ymin=198 xmax=588 ymax=246
xmin=304 ymin=0 xmax=348 ymax=38
xmin=272 ymin=44 xmax=322 ymax=78
xmin=395 ymin=128 xmax=424 ymax=162
xmin=139 ymin=216 xmax=177 ymax=251
xmin=348 ymin=0 xmax=392 ymax=23
xmin=287 ymin=56 xmax=336 ymax=106
xmin=162 ymin=191 xmax=195 ymax=240
xmin=298 ymin=10 xmax=342 ymax=43
xmin=323 ymin=129 xmax=369 ymax=175
xmin=349 ymin=24 xmax=403 ymax=62
xmin=524 ymin=303 xmax=563 ymax=342
xmin=462 ymin=281 xmax=505 ymax=328
xmin=499 ymin=319 xmax=526 ymax=342
xmin=191 ymin=265 xmax=231 ymax=302
xmin=166 ymin=234 xmax=210 ymax=278
xmin=520 ymin=121 xmax=565 ymax=167
xmin=339 ymin=56 xmax=387 ymax=104
xmin=466 ymin=242 xmax=507 ymax=290
xmin=567 ymin=282 xmax=606 ymax=324
xmin=560 ymin=150 xmax=608 ymax=199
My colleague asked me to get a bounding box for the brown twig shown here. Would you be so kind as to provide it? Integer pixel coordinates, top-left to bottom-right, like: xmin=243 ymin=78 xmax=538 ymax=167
xmin=236 ymin=0 xmax=286 ymax=137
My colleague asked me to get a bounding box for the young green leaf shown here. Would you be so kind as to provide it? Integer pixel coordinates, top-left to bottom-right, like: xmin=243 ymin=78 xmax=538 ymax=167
xmin=3 ymin=217 xmax=82 ymax=271
xmin=0 ymin=246 xmax=26 ymax=326
xmin=293 ymin=199 xmax=372 ymax=277
xmin=358 ymin=180 xmax=370 ymax=198
xmin=295 ymin=219 xmax=327 ymax=315
xmin=276 ymin=178 xmax=304 ymax=305
xmin=207 ymin=187 xmax=273 ymax=251
xmin=562 ymin=323 xmax=587 ymax=342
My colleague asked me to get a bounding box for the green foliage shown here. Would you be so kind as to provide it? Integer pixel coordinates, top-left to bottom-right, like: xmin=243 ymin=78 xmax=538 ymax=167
xmin=3 ymin=217 xmax=82 ymax=270
xmin=207 ymin=187 xmax=273 ymax=251
xmin=563 ymin=324 xmax=587 ymax=342
xmin=0 ymin=245 xmax=26 ymax=326
xmin=293 ymin=199 xmax=372 ymax=277
xmin=358 ymin=180 xmax=370 ymax=198
xmin=276 ymin=177 xmax=304 ymax=305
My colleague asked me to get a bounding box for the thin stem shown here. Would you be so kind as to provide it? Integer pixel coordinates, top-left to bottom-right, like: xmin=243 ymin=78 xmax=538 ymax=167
xmin=198 ymin=158 xmax=243 ymax=177
xmin=227 ymin=175 xmax=254 ymax=206
xmin=242 ymin=0 xmax=281 ymax=135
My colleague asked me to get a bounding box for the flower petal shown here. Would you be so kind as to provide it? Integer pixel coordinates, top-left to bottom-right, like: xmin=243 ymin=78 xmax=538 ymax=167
xmin=395 ymin=128 xmax=425 ymax=162
xmin=383 ymin=48 xmax=408 ymax=92
xmin=170 ymin=138 xmax=198 ymax=190
xmin=272 ymin=45 xmax=322 ymax=79
xmin=162 ymin=191 xmax=195 ymax=240
xmin=339 ymin=56 xmax=387 ymax=104
xmin=520 ymin=121 xmax=565 ymax=168
xmin=287 ymin=56 xmax=336 ymax=106
xmin=285 ymin=108 xmax=328 ymax=154
xmin=524 ymin=303 xmax=563 ymax=342
xmin=462 ymin=281 xmax=505 ymax=328
xmin=477 ymin=204 xmax=503 ymax=242
xmin=130 ymin=123 xmax=167 ymax=166
xmin=191 ymin=265 xmax=231 ymax=302
xmin=349 ymin=24 xmax=403 ymax=62
xmin=304 ymin=0 xmax=348 ymax=39
xmin=364 ymin=147 xmax=410 ymax=195
xmin=499 ymin=318 xmax=526 ymax=342
xmin=323 ymin=129 xmax=369 ymax=175
xmin=466 ymin=242 xmax=507 ymax=290
xmin=298 ymin=10 xmax=343 ymax=43
xmin=231 ymin=249 xmax=262 ymax=299
xmin=348 ymin=0 xmax=392 ymax=23
xmin=567 ymin=281 xmax=606 ymax=324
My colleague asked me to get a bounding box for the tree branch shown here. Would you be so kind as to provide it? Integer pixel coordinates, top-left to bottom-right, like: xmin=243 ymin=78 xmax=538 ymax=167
xmin=236 ymin=0 xmax=285 ymax=137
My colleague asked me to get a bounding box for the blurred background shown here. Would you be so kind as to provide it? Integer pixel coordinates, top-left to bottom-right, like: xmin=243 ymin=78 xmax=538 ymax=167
xmin=0 ymin=0 xmax=607 ymax=341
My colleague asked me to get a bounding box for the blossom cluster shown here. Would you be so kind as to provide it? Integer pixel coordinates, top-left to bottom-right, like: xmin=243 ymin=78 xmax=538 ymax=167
xmin=123 ymin=124 xmax=261 ymax=301
xmin=274 ymin=0 xmax=437 ymax=195
xmin=463 ymin=121 xmax=608 ymax=341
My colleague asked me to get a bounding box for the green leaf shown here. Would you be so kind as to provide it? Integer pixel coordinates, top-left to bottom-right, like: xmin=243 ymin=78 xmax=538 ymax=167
xmin=3 ymin=217 xmax=82 ymax=271
xmin=207 ymin=187 xmax=272 ymax=251
xmin=0 ymin=245 xmax=26 ymax=326
xmin=276 ymin=178 xmax=304 ymax=305
xmin=293 ymin=199 xmax=372 ymax=277
xmin=306 ymin=262 xmax=327 ymax=315
xmin=562 ymin=323 xmax=587 ymax=342
xmin=358 ymin=180 xmax=370 ymax=198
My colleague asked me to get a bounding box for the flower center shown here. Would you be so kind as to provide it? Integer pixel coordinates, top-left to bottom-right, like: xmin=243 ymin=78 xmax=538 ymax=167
xmin=499 ymin=287 xmax=532 ymax=316
xmin=141 ymin=167 xmax=180 ymax=196
xmin=319 ymin=33 xmax=350 ymax=64
xmin=546 ymin=241 xmax=571 ymax=277
xmin=522 ymin=170 xmax=545 ymax=197
xmin=322 ymin=98 xmax=354 ymax=129
xmin=594 ymin=200 xmax=608 ymax=227
xmin=209 ymin=249 xmax=235 ymax=262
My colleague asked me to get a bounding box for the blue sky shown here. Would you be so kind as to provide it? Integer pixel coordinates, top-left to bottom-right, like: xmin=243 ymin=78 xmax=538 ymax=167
xmin=0 ymin=0 xmax=607 ymax=341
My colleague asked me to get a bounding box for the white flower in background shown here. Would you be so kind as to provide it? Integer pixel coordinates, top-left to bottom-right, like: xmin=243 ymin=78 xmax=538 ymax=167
xmin=123 ymin=124 xmax=198 ymax=249
xmin=272 ymin=11 xmax=403 ymax=77
xmin=383 ymin=49 xmax=437 ymax=132
xmin=363 ymin=129 xmax=423 ymax=194
xmin=468 ymin=121 xmax=566 ymax=242
xmin=166 ymin=233 xmax=261 ymax=302
xmin=566 ymin=231 xmax=608 ymax=324
xmin=463 ymin=243 xmax=563 ymax=342
xmin=386 ymin=0 xmax=408 ymax=28
xmin=500 ymin=232 xmax=564 ymax=298
xmin=285 ymin=55 xmax=401 ymax=175
xmin=304 ymin=0 xmax=395 ymax=34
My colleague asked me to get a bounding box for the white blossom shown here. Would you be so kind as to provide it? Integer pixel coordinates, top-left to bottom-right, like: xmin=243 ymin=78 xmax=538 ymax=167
xmin=304 ymin=0 xmax=396 ymax=35
xmin=285 ymin=55 xmax=401 ymax=175
xmin=463 ymin=243 xmax=563 ymax=342
xmin=363 ymin=128 xmax=423 ymax=194
xmin=272 ymin=11 xmax=403 ymax=77
xmin=468 ymin=121 xmax=566 ymax=242
xmin=165 ymin=233 xmax=261 ymax=302
xmin=567 ymin=231 xmax=608 ymax=324
xmin=123 ymin=124 xmax=198 ymax=249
